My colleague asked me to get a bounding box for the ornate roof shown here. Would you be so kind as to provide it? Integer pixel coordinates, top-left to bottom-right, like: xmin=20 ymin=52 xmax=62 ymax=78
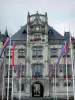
xmin=11 ymin=24 xmax=64 ymax=41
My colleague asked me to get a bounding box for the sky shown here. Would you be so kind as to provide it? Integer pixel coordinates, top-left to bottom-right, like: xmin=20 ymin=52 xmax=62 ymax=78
xmin=0 ymin=0 xmax=75 ymax=36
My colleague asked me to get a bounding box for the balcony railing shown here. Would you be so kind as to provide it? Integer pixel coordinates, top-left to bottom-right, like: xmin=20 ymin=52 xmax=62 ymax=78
xmin=30 ymin=38 xmax=41 ymax=42
xmin=32 ymin=75 xmax=43 ymax=78
xmin=51 ymin=53 xmax=58 ymax=57
xmin=32 ymin=55 xmax=43 ymax=58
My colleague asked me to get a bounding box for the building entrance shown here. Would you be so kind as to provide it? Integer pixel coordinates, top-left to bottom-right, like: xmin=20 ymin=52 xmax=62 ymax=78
xmin=32 ymin=81 xmax=43 ymax=97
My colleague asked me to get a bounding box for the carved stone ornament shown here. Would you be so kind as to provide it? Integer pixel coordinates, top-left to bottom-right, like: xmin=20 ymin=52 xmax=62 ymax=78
xmin=36 ymin=26 xmax=39 ymax=31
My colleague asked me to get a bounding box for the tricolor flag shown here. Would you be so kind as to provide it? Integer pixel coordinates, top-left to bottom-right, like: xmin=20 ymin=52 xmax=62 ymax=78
xmin=66 ymin=34 xmax=71 ymax=53
xmin=0 ymin=37 xmax=10 ymax=57
xmin=18 ymin=63 xmax=22 ymax=78
xmin=64 ymin=34 xmax=71 ymax=63
xmin=56 ymin=42 xmax=66 ymax=66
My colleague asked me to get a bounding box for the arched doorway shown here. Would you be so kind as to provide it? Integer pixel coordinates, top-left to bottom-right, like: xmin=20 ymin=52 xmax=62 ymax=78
xmin=32 ymin=81 xmax=44 ymax=97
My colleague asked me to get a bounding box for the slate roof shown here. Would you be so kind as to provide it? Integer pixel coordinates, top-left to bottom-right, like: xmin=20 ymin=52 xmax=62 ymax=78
xmin=11 ymin=25 xmax=27 ymax=41
xmin=48 ymin=26 xmax=64 ymax=40
xmin=12 ymin=24 xmax=64 ymax=41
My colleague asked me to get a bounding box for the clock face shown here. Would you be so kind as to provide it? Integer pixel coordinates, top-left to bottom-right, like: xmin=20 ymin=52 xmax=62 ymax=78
xmin=36 ymin=26 xmax=39 ymax=31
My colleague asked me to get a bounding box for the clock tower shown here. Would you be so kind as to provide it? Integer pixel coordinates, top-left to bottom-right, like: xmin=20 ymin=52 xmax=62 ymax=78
xmin=26 ymin=11 xmax=49 ymax=97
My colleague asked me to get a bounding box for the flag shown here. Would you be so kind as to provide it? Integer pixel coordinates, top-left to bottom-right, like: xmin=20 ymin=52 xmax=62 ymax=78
xmin=66 ymin=33 xmax=71 ymax=53
xmin=48 ymin=65 xmax=52 ymax=77
xmin=64 ymin=42 xmax=67 ymax=64
xmin=18 ymin=63 xmax=22 ymax=78
xmin=12 ymin=43 xmax=15 ymax=67
xmin=64 ymin=34 xmax=71 ymax=63
xmin=56 ymin=43 xmax=66 ymax=66
xmin=34 ymin=72 xmax=40 ymax=79
xmin=0 ymin=37 xmax=10 ymax=57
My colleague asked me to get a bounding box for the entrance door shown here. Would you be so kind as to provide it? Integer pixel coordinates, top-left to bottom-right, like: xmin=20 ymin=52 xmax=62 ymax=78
xmin=32 ymin=82 xmax=43 ymax=97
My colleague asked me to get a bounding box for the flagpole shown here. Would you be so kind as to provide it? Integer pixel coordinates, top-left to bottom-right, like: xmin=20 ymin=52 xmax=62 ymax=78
xmin=19 ymin=63 xmax=21 ymax=100
xmin=2 ymin=57 xmax=4 ymax=100
xmin=19 ymin=78 xmax=21 ymax=100
xmin=66 ymin=54 xmax=69 ymax=100
xmin=11 ymin=42 xmax=15 ymax=100
xmin=70 ymin=34 xmax=75 ymax=100
xmin=55 ymin=64 xmax=57 ymax=100
xmin=53 ymin=77 xmax=55 ymax=100
xmin=53 ymin=65 xmax=55 ymax=100
xmin=27 ymin=23 xmax=29 ymax=76
xmin=11 ymin=67 xmax=14 ymax=100
xmin=20 ymin=65 xmax=22 ymax=99
xmin=7 ymin=36 xmax=11 ymax=100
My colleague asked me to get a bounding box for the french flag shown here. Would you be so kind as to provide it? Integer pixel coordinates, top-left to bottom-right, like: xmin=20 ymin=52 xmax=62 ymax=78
xmin=0 ymin=37 xmax=10 ymax=57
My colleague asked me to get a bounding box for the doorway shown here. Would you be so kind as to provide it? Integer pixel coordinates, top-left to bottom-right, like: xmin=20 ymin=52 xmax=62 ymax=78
xmin=32 ymin=81 xmax=43 ymax=97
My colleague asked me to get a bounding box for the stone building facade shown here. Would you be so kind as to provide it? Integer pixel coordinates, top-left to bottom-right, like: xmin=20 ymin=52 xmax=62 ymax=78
xmin=1 ymin=12 xmax=75 ymax=99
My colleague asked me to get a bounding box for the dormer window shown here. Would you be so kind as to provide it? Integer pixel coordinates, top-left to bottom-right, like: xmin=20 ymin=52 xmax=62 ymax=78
xmin=22 ymin=30 xmax=27 ymax=34
xmin=48 ymin=29 xmax=53 ymax=34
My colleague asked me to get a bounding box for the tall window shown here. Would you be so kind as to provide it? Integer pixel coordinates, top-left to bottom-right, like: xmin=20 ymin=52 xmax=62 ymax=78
xmin=21 ymin=84 xmax=24 ymax=91
xmin=18 ymin=49 xmax=25 ymax=58
xmin=50 ymin=48 xmax=58 ymax=57
xmin=32 ymin=46 xmax=43 ymax=57
xmin=63 ymin=64 xmax=71 ymax=76
xmin=32 ymin=63 xmax=44 ymax=77
xmin=17 ymin=83 xmax=25 ymax=92
xmin=17 ymin=65 xmax=25 ymax=78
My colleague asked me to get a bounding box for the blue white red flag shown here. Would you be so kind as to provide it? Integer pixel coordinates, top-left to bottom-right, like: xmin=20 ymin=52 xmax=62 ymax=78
xmin=18 ymin=63 xmax=22 ymax=78
xmin=64 ymin=33 xmax=71 ymax=63
xmin=66 ymin=34 xmax=71 ymax=53
xmin=56 ymin=43 xmax=66 ymax=66
xmin=0 ymin=37 xmax=10 ymax=57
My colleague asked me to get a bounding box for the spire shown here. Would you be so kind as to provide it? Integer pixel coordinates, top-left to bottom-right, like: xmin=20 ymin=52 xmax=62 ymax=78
xmin=69 ymin=24 xmax=70 ymax=33
xmin=5 ymin=27 xmax=9 ymax=37
xmin=64 ymin=24 xmax=65 ymax=34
